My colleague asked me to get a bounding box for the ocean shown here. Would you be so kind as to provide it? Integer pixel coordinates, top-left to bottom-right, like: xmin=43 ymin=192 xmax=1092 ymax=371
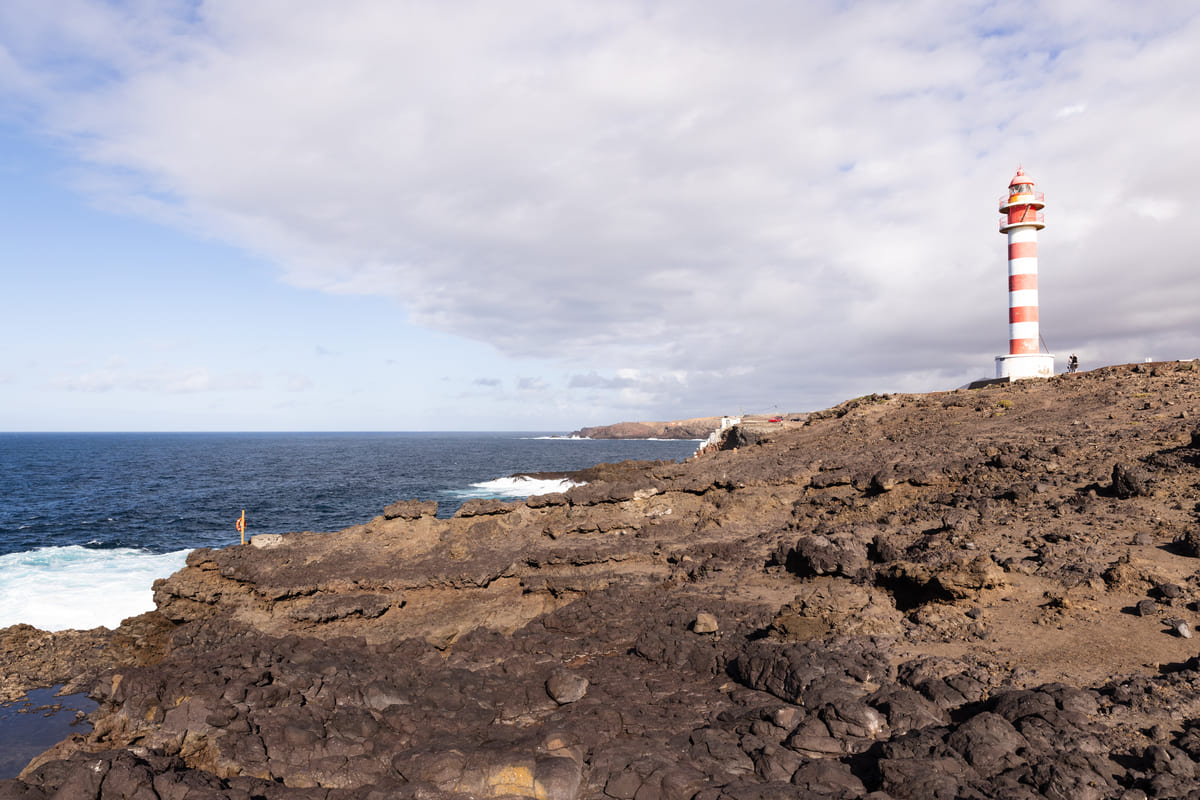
xmin=0 ymin=432 xmax=699 ymax=632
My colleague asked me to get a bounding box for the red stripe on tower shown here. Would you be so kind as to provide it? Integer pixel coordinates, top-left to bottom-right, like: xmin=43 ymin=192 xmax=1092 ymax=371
xmin=1008 ymin=241 xmax=1038 ymax=260
xmin=1009 ymin=273 xmax=1037 ymax=292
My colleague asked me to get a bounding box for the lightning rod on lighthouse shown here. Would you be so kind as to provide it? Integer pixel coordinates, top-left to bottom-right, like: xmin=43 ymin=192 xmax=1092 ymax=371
xmin=995 ymin=167 xmax=1055 ymax=380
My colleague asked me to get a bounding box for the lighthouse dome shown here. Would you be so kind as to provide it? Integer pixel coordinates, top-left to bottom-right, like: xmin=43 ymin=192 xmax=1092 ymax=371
xmin=1009 ymin=167 xmax=1036 ymax=188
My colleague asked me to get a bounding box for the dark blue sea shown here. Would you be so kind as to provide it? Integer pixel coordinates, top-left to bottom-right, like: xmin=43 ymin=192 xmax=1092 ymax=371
xmin=0 ymin=432 xmax=699 ymax=631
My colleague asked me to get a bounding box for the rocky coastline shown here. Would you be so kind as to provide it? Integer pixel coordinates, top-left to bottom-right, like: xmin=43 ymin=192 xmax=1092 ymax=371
xmin=5 ymin=362 xmax=1200 ymax=798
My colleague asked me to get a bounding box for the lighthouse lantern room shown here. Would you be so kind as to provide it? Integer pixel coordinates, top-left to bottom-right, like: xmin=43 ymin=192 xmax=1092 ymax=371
xmin=995 ymin=167 xmax=1054 ymax=380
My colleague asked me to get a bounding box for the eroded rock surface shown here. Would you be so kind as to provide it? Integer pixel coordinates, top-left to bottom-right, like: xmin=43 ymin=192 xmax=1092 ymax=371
xmin=7 ymin=362 xmax=1200 ymax=797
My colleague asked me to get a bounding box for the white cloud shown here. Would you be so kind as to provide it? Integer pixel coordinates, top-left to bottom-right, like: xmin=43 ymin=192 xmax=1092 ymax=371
xmin=53 ymin=364 xmax=260 ymax=394
xmin=568 ymin=372 xmax=636 ymax=390
xmin=282 ymin=373 xmax=312 ymax=392
xmin=1135 ymin=198 xmax=1181 ymax=222
xmin=53 ymin=368 xmax=121 ymax=393
xmin=6 ymin=1 xmax=1200 ymax=417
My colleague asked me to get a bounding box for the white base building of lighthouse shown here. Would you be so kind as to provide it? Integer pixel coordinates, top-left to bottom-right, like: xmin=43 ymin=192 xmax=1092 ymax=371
xmin=995 ymin=352 xmax=1055 ymax=380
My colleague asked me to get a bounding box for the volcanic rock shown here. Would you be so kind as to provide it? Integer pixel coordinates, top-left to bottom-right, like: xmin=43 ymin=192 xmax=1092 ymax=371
xmin=546 ymin=669 xmax=589 ymax=704
xmin=1112 ymin=462 xmax=1153 ymax=499
xmin=383 ymin=499 xmax=438 ymax=520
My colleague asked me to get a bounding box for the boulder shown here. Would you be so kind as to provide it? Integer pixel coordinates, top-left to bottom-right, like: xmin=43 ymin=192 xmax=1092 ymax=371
xmin=1111 ymin=463 xmax=1152 ymax=498
xmin=383 ymin=499 xmax=438 ymax=519
xmin=784 ymin=531 xmax=869 ymax=578
xmin=546 ymin=670 xmax=589 ymax=705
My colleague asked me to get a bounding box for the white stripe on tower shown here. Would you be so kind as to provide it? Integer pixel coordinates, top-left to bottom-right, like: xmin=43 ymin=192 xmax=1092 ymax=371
xmin=1008 ymin=225 xmax=1039 ymax=355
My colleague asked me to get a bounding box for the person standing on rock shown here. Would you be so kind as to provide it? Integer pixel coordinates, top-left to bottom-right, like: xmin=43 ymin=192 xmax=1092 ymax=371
xmin=1068 ymin=354 xmax=1079 ymax=373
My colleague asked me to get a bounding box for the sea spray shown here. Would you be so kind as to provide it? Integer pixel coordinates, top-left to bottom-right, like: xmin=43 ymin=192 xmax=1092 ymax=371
xmin=444 ymin=475 xmax=582 ymax=500
xmin=0 ymin=546 xmax=191 ymax=631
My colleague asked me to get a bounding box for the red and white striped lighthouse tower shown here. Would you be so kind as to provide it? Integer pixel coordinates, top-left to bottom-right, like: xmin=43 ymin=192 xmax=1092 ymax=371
xmin=995 ymin=166 xmax=1054 ymax=380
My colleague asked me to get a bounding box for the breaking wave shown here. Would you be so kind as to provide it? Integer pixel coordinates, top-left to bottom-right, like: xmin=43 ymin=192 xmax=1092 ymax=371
xmin=520 ymin=435 xmax=591 ymax=440
xmin=0 ymin=546 xmax=191 ymax=631
xmin=444 ymin=475 xmax=582 ymax=500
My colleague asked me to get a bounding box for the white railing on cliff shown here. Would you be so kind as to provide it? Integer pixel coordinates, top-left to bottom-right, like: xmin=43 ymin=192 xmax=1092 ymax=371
xmin=694 ymin=416 xmax=741 ymax=456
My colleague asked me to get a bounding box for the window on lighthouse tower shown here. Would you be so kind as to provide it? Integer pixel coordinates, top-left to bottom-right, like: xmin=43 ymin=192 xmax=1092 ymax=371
xmin=1011 ymin=182 xmax=1032 ymax=196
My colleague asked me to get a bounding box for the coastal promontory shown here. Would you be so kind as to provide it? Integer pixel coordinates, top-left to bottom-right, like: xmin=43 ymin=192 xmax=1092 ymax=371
xmin=6 ymin=362 xmax=1200 ymax=798
xmin=571 ymin=416 xmax=725 ymax=440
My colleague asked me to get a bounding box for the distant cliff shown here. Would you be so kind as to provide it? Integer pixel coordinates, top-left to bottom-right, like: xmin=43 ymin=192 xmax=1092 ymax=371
xmin=571 ymin=415 xmax=724 ymax=439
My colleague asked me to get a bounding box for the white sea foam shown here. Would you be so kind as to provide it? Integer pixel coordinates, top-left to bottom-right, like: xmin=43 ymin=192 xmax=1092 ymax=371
xmin=520 ymin=435 xmax=591 ymax=440
xmin=521 ymin=435 xmax=703 ymax=442
xmin=447 ymin=475 xmax=582 ymax=499
xmin=0 ymin=546 xmax=191 ymax=631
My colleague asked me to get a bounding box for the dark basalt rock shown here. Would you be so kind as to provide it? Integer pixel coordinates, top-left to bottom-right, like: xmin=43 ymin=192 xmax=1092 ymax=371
xmin=945 ymin=711 xmax=1029 ymax=773
xmin=546 ymin=669 xmax=589 ymax=704
xmin=730 ymin=637 xmax=894 ymax=707
xmin=286 ymin=592 xmax=393 ymax=622
xmin=784 ymin=531 xmax=870 ymax=579
xmin=723 ymin=425 xmax=774 ymax=449
xmin=526 ymin=491 xmax=569 ymax=508
xmin=1112 ymin=462 xmax=1152 ymax=498
xmin=454 ymin=497 xmax=519 ymax=517
xmin=790 ymin=759 xmax=867 ymax=796
xmin=1173 ymin=526 xmax=1200 ymax=558
xmin=563 ymin=480 xmax=641 ymax=506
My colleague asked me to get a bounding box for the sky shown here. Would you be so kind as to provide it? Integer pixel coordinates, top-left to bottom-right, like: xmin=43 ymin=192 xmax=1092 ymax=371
xmin=1 ymin=1 xmax=1198 ymax=432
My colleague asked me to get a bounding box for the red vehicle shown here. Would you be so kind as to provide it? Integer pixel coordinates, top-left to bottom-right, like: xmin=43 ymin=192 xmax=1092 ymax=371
xmin=768 ymin=416 xmax=782 ymax=423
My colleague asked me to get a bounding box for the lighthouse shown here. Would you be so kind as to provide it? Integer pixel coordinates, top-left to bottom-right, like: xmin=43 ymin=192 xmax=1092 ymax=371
xmin=995 ymin=167 xmax=1054 ymax=380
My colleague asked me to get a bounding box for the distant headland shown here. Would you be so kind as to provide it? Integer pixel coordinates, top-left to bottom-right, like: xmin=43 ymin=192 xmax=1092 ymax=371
xmin=570 ymin=415 xmax=725 ymax=439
